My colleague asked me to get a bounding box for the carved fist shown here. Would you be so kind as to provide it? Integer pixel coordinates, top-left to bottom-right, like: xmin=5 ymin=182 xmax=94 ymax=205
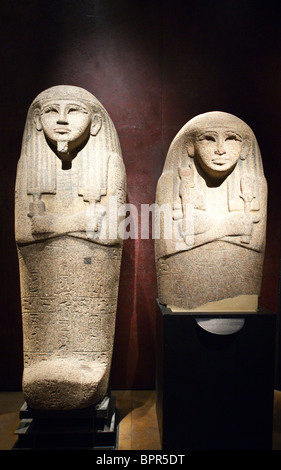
xmin=31 ymin=214 xmax=54 ymax=234
xmin=86 ymin=203 xmax=106 ymax=236
xmin=224 ymin=212 xmax=260 ymax=244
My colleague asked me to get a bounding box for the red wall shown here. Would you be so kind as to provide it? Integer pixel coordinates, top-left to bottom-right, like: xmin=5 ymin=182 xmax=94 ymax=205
xmin=1 ymin=0 xmax=280 ymax=390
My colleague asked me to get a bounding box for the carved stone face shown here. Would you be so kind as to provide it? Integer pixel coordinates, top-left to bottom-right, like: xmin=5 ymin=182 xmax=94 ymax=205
xmin=36 ymin=99 xmax=92 ymax=149
xmin=193 ymin=128 xmax=243 ymax=179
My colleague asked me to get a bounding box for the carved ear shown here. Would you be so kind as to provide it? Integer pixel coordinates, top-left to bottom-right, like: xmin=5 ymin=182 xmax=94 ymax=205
xmin=186 ymin=139 xmax=195 ymax=158
xmin=240 ymin=137 xmax=250 ymax=160
xmin=90 ymin=113 xmax=102 ymax=136
xmin=33 ymin=108 xmax=42 ymax=131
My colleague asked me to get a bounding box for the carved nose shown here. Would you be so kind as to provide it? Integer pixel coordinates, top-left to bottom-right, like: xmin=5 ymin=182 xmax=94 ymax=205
xmin=215 ymin=146 xmax=226 ymax=155
xmin=57 ymin=112 xmax=68 ymax=124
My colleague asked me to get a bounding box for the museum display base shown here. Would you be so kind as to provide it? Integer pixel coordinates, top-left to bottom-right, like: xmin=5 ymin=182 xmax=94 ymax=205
xmin=156 ymin=300 xmax=276 ymax=450
xmin=12 ymin=391 xmax=119 ymax=450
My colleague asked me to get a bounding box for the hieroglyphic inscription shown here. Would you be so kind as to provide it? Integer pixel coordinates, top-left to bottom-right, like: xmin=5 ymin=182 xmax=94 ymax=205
xmin=157 ymin=241 xmax=263 ymax=309
xmin=20 ymin=238 xmax=121 ymax=366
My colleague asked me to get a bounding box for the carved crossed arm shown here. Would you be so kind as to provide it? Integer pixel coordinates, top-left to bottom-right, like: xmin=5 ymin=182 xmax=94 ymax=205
xmin=30 ymin=205 xmax=105 ymax=237
xmin=175 ymin=208 xmax=260 ymax=247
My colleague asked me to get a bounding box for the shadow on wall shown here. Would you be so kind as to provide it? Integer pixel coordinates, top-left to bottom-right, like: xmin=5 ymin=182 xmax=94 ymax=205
xmin=111 ymin=193 xmax=158 ymax=390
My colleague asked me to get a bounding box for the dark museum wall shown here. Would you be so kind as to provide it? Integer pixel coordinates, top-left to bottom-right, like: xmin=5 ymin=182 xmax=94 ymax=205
xmin=0 ymin=0 xmax=280 ymax=391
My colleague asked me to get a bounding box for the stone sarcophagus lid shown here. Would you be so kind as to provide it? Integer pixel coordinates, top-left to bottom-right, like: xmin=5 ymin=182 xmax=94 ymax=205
xmin=155 ymin=111 xmax=267 ymax=313
xmin=15 ymin=85 xmax=126 ymax=410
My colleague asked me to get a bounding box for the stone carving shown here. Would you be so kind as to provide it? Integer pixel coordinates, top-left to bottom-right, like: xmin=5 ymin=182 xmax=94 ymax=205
xmin=155 ymin=111 xmax=267 ymax=312
xmin=15 ymin=85 xmax=126 ymax=410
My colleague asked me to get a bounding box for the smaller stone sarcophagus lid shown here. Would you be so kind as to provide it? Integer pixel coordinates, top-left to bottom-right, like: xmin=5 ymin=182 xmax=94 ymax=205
xmin=155 ymin=111 xmax=267 ymax=312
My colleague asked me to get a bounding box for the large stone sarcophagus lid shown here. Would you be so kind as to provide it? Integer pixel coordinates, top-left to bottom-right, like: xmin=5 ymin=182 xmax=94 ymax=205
xmin=155 ymin=111 xmax=267 ymax=312
xmin=15 ymin=85 xmax=126 ymax=410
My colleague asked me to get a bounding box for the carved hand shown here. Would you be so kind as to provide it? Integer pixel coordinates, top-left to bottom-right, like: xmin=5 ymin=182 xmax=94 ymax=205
xmin=177 ymin=211 xmax=212 ymax=238
xmin=224 ymin=212 xmax=260 ymax=238
xmin=31 ymin=214 xmax=55 ymax=234
xmin=85 ymin=204 xmax=106 ymax=235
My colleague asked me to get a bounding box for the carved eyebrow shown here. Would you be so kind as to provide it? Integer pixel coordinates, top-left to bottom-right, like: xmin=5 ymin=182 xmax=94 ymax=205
xmin=66 ymin=103 xmax=89 ymax=112
xmin=224 ymin=131 xmax=243 ymax=140
xmin=41 ymin=104 xmax=60 ymax=113
xmin=40 ymin=103 xmax=89 ymax=114
xmin=196 ymin=131 xmax=218 ymax=140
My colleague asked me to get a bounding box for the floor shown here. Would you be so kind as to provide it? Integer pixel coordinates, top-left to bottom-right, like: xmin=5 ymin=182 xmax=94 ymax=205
xmin=1 ymin=389 xmax=281 ymax=450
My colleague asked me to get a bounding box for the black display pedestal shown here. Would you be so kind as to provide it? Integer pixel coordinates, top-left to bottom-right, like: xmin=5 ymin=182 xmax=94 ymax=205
xmin=156 ymin=300 xmax=276 ymax=450
xmin=13 ymin=391 xmax=119 ymax=450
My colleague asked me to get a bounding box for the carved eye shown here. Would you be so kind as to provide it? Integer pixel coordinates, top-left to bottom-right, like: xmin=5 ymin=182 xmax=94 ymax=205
xmin=225 ymin=134 xmax=242 ymax=142
xmin=202 ymin=134 xmax=216 ymax=142
xmin=197 ymin=134 xmax=216 ymax=142
xmin=42 ymin=107 xmax=58 ymax=114
xmin=68 ymin=105 xmax=89 ymax=114
xmin=68 ymin=107 xmax=80 ymax=113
